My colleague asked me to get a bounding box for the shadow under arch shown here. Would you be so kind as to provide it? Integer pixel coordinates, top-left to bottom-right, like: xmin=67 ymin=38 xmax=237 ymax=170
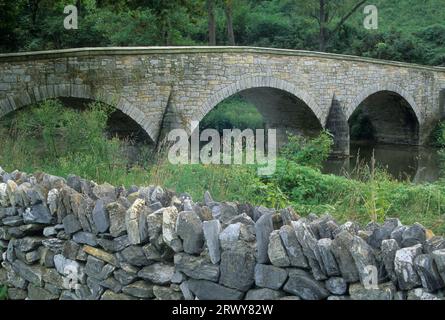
xmin=0 ymin=84 xmax=156 ymax=143
xmin=194 ymin=77 xmax=324 ymax=147
xmin=197 ymin=76 xmax=324 ymax=126
xmin=345 ymin=83 xmax=421 ymax=125
xmin=347 ymin=84 xmax=421 ymax=146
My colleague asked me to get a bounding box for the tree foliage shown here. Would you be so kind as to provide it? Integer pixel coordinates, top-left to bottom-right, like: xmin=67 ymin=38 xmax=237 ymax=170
xmin=0 ymin=0 xmax=445 ymax=65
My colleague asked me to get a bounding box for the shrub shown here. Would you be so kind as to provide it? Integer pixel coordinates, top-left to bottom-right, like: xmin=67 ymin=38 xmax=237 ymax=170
xmin=200 ymin=96 xmax=265 ymax=134
xmin=0 ymin=99 xmax=132 ymax=183
xmin=0 ymin=285 xmax=7 ymax=300
xmin=280 ymin=131 xmax=333 ymax=169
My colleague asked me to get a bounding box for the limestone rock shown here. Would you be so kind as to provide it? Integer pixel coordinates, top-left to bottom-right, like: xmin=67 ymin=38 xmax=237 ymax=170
xmin=381 ymin=239 xmax=399 ymax=283
xmin=401 ymin=223 xmax=426 ymax=247
xmin=394 ymin=244 xmax=423 ymax=290
xmin=114 ymin=268 xmax=138 ymax=286
xmin=92 ymin=199 xmax=110 ymax=234
xmin=23 ymin=203 xmax=53 ymax=225
xmin=367 ymin=218 xmax=401 ymax=249
xmin=432 ymin=249 xmax=445 ymax=283
xmin=424 ymin=236 xmax=445 ymax=254
xmin=254 ymin=213 xmax=273 ymax=264
xmin=92 ymin=238 xmax=115 ymax=253
xmin=28 ymin=284 xmax=59 ymax=300
xmin=125 ymin=199 xmax=148 ymax=245
xmin=317 ymin=238 xmax=340 ymax=277
xmin=253 ymin=206 xmax=275 ymax=222
xmin=176 ymin=211 xmax=204 ymax=254
xmin=100 ymin=276 xmax=123 ymax=293
xmin=349 ymin=282 xmax=396 ymax=300
xmin=11 ymin=259 xmax=45 ymax=286
xmin=268 ymin=230 xmax=290 ymax=267
xmin=279 ymin=224 xmax=308 ymax=268
xmin=138 ymin=263 xmax=175 ymax=285
xmin=73 ymin=232 xmax=97 ymax=246
xmin=350 ymin=235 xmax=378 ymax=285
xmin=62 ymin=214 xmax=82 ymax=235
xmin=185 ymin=279 xmax=243 ymax=300
xmin=0 ymin=183 xmax=8 ymax=206
xmin=219 ymin=223 xmax=241 ymax=250
xmin=92 ymin=183 xmax=116 ymax=200
xmin=283 ymin=269 xmax=329 ymax=300
xmin=7 ymin=288 xmax=27 ymax=300
xmin=174 ymin=253 xmax=220 ymax=282
xmin=219 ymin=242 xmax=256 ymax=291
xmin=85 ymin=255 xmax=115 ymax=281
xmin=162 ymin=206 xmax=183 ymax=252
xmin=407 ymin=288 xmax=441 ymax=300
xmin=146 ymin=210 xmax=163 ymax=244
xmin=83 ymin=245 xmax=118 ymax=266
xmin=309 ymin=214 xmax=338 ymax=239
xmin=14 ymin=237 xmax=43 ymax=252
xmin=245 ymin=288 xmax=285 ymax=300
xmin=120 ymin=245 xmax=148 ymax=267
xmin=106 ymin=202 xmax=127 ymax=237
xmin=122 ymin=280 xmax=154 ymax=299
xmin=100 ymin=290 xmax=135 ymax=300
xmin=414 ymin=254 xmax=444 ymax=292
xmin=292 ymin=220 xmax=326 ymax=280
xmin=325 ymin=277 xmax=348 ymax=295
xmin=331 ymin=230 xmax=360 ymax=283
xmin=203 ymin=220 xmax=221 ymax=264
xmin=153 ymin=285 xmax=184 ymax=300
xmin=203 ymin=191 xmax=214 ymax=207
xmin=211 ymin=202 xmax=238 ymax=223
xmin=254 ymin=264 xmax=288 ymax=290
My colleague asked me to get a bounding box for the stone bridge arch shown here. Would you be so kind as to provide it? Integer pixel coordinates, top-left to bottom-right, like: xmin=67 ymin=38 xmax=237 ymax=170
xmin=198 ymin=76 xmax=324 ymax=125
xmin=346 ymin=83 xmax=421 ymax=145
xmin=195 ymin=76 xmax=324 ymax=145
xmin=346 ymin=83 xmax=422 ymax=124
xmin=0 ymin=84 xmax=156 ymax=143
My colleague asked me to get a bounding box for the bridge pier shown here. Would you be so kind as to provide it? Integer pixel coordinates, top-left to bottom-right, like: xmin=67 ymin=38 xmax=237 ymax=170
xmin=326 ymin=95 xmax=350 ymax=157
xmin=0 ymin=47 xmax=443 ymax=155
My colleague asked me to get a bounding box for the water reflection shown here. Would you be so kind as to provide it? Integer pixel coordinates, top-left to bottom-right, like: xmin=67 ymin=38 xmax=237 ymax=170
xmin=323 ymin=142 xmax=441 ymax=183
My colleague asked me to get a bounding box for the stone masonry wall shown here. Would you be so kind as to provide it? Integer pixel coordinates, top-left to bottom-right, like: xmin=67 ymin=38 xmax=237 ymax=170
xmin=1 ymin=47 xmax=445 ymax=147
xmin=1 ymin=166 xmax=445 ymax=300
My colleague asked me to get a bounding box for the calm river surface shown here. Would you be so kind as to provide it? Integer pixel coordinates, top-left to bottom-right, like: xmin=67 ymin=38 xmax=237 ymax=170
xmin=323 ymin=142 xmax=441 ymax=183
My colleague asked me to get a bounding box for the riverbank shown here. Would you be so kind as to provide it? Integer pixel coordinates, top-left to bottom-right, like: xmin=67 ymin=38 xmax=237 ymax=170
xmin=1 ymin=100 xmax=444 ymax=235
xmin=1 ymin=168 xmax=445 ymax=300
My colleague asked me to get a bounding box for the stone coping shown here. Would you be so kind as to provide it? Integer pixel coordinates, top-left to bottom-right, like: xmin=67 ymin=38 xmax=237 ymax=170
xmin=0 ymin=46 xmax=444 ymax=72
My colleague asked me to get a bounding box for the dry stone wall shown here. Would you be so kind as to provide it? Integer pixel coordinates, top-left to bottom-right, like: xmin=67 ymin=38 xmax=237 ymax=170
xmin=1 ymin=166 xmax=445 ymax=300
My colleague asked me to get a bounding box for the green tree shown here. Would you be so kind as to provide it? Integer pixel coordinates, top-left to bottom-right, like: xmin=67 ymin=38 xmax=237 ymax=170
xmin=207 ymin=0 xmax=216 ymax=45
xmin=224 ymin=0 xmax=235 ymax=45
xmin=298 ymin=0 xmax=367 ymax=51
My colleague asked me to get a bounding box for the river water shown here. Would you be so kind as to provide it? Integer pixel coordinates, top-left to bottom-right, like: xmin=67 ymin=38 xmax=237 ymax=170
xmin=323 ymin=142 xmax=441 ymax=183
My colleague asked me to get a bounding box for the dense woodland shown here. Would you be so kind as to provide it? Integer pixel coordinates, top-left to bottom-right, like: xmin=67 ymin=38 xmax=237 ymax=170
xmin=1 ymin=0 xmax=445 ymax=65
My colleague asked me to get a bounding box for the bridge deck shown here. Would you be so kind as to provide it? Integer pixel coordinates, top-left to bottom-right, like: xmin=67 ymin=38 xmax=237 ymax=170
xmin=0 ymin=46 xmax=444 ymax=72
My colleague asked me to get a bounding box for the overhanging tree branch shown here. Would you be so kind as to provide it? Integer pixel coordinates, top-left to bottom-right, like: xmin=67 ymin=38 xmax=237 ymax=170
xmin=327 ymin=0 xmax=367 ymax=41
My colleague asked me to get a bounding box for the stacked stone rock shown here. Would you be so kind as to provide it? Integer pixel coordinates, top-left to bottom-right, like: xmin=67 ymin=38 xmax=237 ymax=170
xmin=1 ymin=166 xmax=445 ymax=300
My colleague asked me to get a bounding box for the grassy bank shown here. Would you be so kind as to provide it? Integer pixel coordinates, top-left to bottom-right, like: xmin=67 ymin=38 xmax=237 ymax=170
xmin=1 ymin=100 xmax=444 ymax=234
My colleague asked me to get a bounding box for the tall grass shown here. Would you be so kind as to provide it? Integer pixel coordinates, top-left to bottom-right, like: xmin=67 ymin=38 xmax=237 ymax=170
xmin=0 ymin=99 xmax=444 ymax=234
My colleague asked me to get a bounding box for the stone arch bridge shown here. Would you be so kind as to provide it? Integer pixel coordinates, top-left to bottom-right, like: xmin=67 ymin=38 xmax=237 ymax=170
xmin=1 ymin=46 xmax=445 ymax=155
